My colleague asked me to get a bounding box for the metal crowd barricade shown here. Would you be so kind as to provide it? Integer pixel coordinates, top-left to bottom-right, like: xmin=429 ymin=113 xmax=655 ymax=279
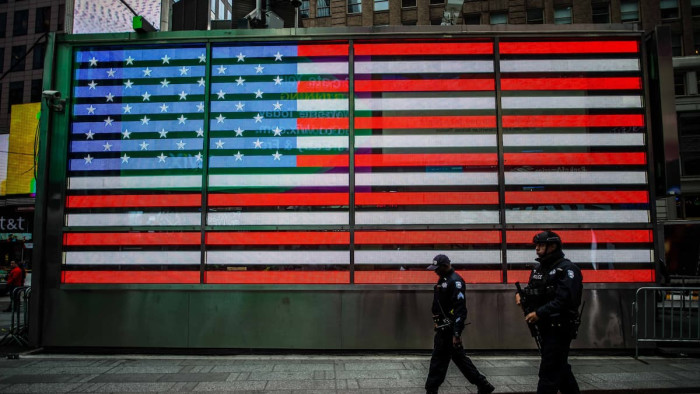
xmin=0 ymin=286 xmax=31 ymax=346
xmin=633 ymin=286 xmax=700 ymax=358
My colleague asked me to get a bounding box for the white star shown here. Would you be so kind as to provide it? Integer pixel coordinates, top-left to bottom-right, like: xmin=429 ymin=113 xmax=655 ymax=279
xmin=139 ymin=141 xmax=149 ymax=150
xmin=121 ymin=153 xmax=130 ymax=163
xmin=196 ymin=102 xmax=205 ymax=112
xmin=179 ymin=91 xmax=188 ymax=100
xmin=157 ymin=104 xmax=167 ymax=112
xmin=216 ymin=114 xmax=226 ymax=124
xmin=179 ymin=66 xmax=189 ymax=75
xmin=142 ymin=67 xmax=152 ymax=77
xmin=125 ymin=56 xmax=135 ymax=65
xmin=272 ymin=150 xmax=282 ymax=160
xmin=176 ymin=140 xmax=186 ymax=150
xmin=142 ymin=91 xmax=151 ymax=101
xmin=236 ymin=52 xmax=246 ymax=62
xmin=141 ymin=116 xmax=150 ymax=125
xmin=197 ymin=78 xmax=205 ymax=87
xmin=217 ymin=65 xmax=227 ymax=74
xmin=122 ymin=129 xmax=132 ymax=139
xmin=85 ymin=130 xmax=95 ymax=139
xmin=122 ymin=104 xmax=132 ymax=114
xmin=274 ymin=51 xmax=283 ymax=61
xmin=198 ymin=53 xmax=206 ymax=63
xmin=234 ymin=151 xmax=244 ymax=161
xmin=86 ymin=105 xmax=96 ymax=114
xmin=104 ymin=116 xmax=114 ymax=126
xmin=235 ymin=102 xmax=244 ymax=111
xmin=124 ymin=80 xmax=134 ymax=89
xmin=161 ymin=54 xmax=171 ymax=64
xmin=106 ymin=68 xmax=116 ymax=77
xmin=254 ymin=89 xmax=263 ymax=98
xmin=273 ymin=76 xmax=283 ymax=85
xmin=105 ymin=92 xmax=114 ymax=102
xmin=88 ymin=80 xmax=98 ymax=90
xmin=177 ymin=115 xmax=187 ymax=124
xmin=273 ymin=101 xmax=282 ymax=110
xmin=255 ymin=64 xmax=264 ymax=74
xmin=88 ymin=57 xmax=98 ymax=67
xmin=234 ymin=127 xmax=244 ymax=136
xmin=235 ymin=76 xmax=245 ymax=86
xmin=253 ymin=113 xmax=264 ymax=123
xmin=84 ymin=154 xmax=93 ymax=164
xmin=217 ymin=89 xmax=226 ymax=99
xmin=253 ymin=138 xmax=264 ymax=148
xmin=160 ymin=79 xmax=170 ymax=88
xmin=195 ymin=128 xmax=204 ymax=137
xmin=272 ymin=126 xmax=282 ymax=136
xmin=159 ymin=129 xmax=168 ymax=138
xmin=195 ymin=152 xmax=203 ymax=162
xmin=215 ymin=140 xmax=225 ymax=149
xmin=157 ymin=153 xmax=167 ymax=162
xmin=102 ymin=142 xmax=112 ymax=151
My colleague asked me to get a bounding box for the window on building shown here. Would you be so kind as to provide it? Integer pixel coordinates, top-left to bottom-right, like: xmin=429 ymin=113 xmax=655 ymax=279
xmin=35 ymin=7 xmax=51 ymax=33
xmin=402 ymin=0 xmax=416 ymax=8
xmin=13 ymin=9 xmax=28 ymax=36
xmin=554 ymin=6 xmax=572 ymax=24
xmin=695 ymin=29 xmax=700 ymax=54
xmin=672 ymin=32 xmax=683 ymax=56
xmin=660 ymin=0 xmax=679 ymax=19
xmin=621 ymin=0 xmax=639 ymax=22
xmin=348 ymin=0 xmax=361 ymax=14
xmin=375 ymin=0 xmax=388 ymax=11
xmin=675 ymin=71 xmax=686 ymax=96
xmin=430 ymin=18 xmax=442 ymax=25
xmin=300 ymin=0 xmax=309 ymax=18
xmin=692 ymin=0 xmax=700 ymax=17
xmin=592 ymin=2 xmax=610 ymax=23
xmin=678 ymin=111 xmax=700 ymax=176
xmin=0 ymin=13 xmax=6 ymax=38
xmin=11 ymin=45 xmax=26 ymax=72
xmin=58 ymin=4 xmax=65 ymax=31
xmin=429 ymin=0 xmax=444 ymax=4
xmin=30 ymin=79 xmax=42 ymax=103
xmin=317 ymin=0 xmax=330 ymax=17
xmin=0 ymin=48 xmax=4 ymax=73
xmin=8 ymin=81 xmax=23 ymax=112
xmin=490 ymin=11 xmax=507 ymax=25
xmin=464 ymin=13 xmax=480 ymax=24
xmin=33 ymin=42 xmax=45 ymax=70
xmin=526 ymin=8 xmax=543 ymax=24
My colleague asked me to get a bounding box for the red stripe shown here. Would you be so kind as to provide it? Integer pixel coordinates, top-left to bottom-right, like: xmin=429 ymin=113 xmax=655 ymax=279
xmin=506 ymin=191 xmax=649 ymax=204
xmin=209 ymin=193 xmax=349 ymax=206
xmin=62 ymin=271 xmax=200 ymax=284
xmin=499 ymin=41 xmax=639 ymax=54
xmin=297 ymin=80 xmax=349 ymax=93
xmin=355 ymin=230 xmax=501 ymax=244
xmin=355 ymin=270 xmax=502 ymax=284
xmin=504 ymin=152 xmax=647 ymax=166
xmin=355 ymin=116 xmax=496 ymax=129
xmin=507 ymin=269 xmax=654 ymax=283
xmin=63 ymin=232 xmax=201 ymax=246
xmin=502 ymin=114 xmax=644 ymax=128
xmin=501 ymin=77 xmax=641 ymax=91
xmin=356 ymin=192 xmax=499 ymax=206
xmin=66 ymin=194 xmax=201 ymax=208
xmin=355 ymin=153 xmax=498 ymax=167
xmin=355 ymin=42 xmax=493 ymax=56
xmin=205 ymin=271 xmax=350 ymax=284
xmin=506 ymin=229 xmax=653 ymax=244
xmin=355 ymin=79 xmax=495 ymax=92
xmin=297 ymin=118 xmax=349 ymax=130
xmin=296 ymin=44 xmax=349 ymax=57
xmin=206 ymin=231 xmax=350 ymax=245
xmin=296 ymin=155 xmax=348 ymax=167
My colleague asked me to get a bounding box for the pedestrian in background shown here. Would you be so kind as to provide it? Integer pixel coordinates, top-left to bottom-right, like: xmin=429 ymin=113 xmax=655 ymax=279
xmin=3 ymin=260 xmax=25 ymax=312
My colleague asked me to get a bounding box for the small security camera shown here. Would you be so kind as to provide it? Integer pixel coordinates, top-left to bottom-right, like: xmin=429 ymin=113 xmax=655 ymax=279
xmin=42 ymin=90 xmax=61 ymax=99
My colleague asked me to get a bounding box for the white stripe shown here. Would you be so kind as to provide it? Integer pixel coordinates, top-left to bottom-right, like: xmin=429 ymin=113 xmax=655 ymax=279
xmin=357 ymin=172 xmax=497 ymax=186
xmin=500 ymin=59 xmax=640 ymax=73
xmin=356 ymin=97 xmax=495 ymax=111
xmin=355 ymin=60 xmax=493 ymax=74
xmin=503 ymin=133 xmax=644 ymax=147
xmin=506 ymin=210 xmax=650 ymax=224
xmin=505 ymin=171 xmax=647 ymax=185
xmin=356 ymin=211 xmax=499 ymax=225
xmin=209 ymin=173 xmax=348 ymax=187
xmin=68 ymin=176 xmax=202 ymax=190
xmin=356 ymin=134 xmax=497 ymax=148
xmin=297 ymin=99 xmax=349 ymax=111
xmin=297 ymin=136 xmax=349 ymax=149
xmin=207 ymin=251 xmax=349 ymax=265
xmin=502 ymin=96 xmax=642 ymax=109
xmin=507 ymin=249 xmax=653 ymax=264
xmin=355 ymin=250 xmax=501 ymax=265
xmin=297 ymin=62 xmax=348 ymax=75
xmin=66 ymin=213 xmax=201 ymax=227
xmin=64 ymin=251 xmax=200 ymax=265
xmin=208 ymin=212 xmax=348 ymax=226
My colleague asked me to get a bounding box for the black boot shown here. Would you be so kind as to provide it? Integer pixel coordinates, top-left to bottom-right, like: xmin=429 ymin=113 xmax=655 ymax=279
xmin=477 ymin=381 xmax=495 ymax=394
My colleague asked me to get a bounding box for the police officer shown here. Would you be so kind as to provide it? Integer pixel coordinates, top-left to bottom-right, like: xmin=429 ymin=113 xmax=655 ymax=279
xmin=425 ymin=254 xmax=494 ymax=394
xmin=516 ymin=231 xmax=583 ymax=394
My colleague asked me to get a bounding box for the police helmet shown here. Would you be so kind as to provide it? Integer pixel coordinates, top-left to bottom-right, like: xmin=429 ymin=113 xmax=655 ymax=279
xmin=533 ymin=231 xmax=562 ymax=249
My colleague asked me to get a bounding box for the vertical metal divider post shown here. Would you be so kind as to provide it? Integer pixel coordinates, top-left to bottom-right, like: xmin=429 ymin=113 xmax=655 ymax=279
xmin=349 ymin=40 xmax=356 ymax=284
xmin=494 ymin=37 xmax=507 ymax=283
xmin=199 ymin=42 xmax=212 ymax=284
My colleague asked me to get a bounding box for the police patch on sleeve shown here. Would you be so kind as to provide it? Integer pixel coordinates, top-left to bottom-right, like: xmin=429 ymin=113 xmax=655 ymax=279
xmin=441 ymin=282 xmax=448 ymax=288
xmin=455 ymin=281 xmax=463 ymax=289
xmin=549 ymin=269 xmax=556 ymax=275
xmin=567 ymin=269 xmax=575 ymax=279
xmin=457 ymin=292 xmax=465 ymax=300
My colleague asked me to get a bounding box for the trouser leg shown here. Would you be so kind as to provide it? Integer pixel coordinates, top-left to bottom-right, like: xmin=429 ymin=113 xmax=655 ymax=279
xmin=451 ymin=344 xmax=488 ymax=387
xmin=537 ymin=329 xmax=578 ymax=394
xmin=425 ymin=332 xmax=451 ymax=393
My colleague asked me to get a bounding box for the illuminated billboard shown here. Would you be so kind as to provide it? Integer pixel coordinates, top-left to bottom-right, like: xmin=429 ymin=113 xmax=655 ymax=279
xmin=3 ymin=103 xmax=39 ymax=196
xmin=72 ymin=0 xmax=161 ymax=34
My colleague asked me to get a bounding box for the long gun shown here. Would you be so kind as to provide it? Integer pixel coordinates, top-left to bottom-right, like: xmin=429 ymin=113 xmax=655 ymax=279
xmin=515 ymin=282 xmax=542 ymax=354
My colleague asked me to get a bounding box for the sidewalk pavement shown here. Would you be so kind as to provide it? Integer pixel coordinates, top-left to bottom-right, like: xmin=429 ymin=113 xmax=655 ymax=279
xmin=0 ymin=352 xmax=698 ymax=393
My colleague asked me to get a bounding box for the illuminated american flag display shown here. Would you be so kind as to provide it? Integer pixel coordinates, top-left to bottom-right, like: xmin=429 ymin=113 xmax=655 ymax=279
xmin=61 ymin=38 xmax=654 ymax=284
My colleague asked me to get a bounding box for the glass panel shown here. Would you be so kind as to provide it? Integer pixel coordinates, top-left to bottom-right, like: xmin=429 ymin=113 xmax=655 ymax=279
xmin=464 ymin=13 xmax=480 ymax=25
xmin=430 ymin=0 xmax=444 ymax=4
xmin=592 ymin=2 xmax=610 ymax=23
xmin=554 ymin=6 xmax=572 ymax=24
xmin=526 ymin=8 xmax=543 ymax=24
xmin=678 ymin=112 xmax=700 ymax=176
xmin=0 ymin=48 xmax=3 ymax=73
xmin=35 ymin=7 xmax=51 ymax=33
xmin=11 ymin=45 xmax=26 ymax=72
xmin=375 ymin=0 xmax=389 ymax=11
xmin=621 ymin=0 xmax=639 ymax=22
xmin=8 ymin=81 xmax=23 ymax=111
xmin=33 ymin=42 xmax=45 ymax=70
xmin=13 ymin=10 xmax=28 ymax=36
xmin=30 ymin=78 xmax=42 ymax=102
xmin=490 ymin=12 xmax=507 ymax=24
xmin=317 ymin=0 xmax=330 ymax=17
xmin=0 ymin=13 xmax=6 ymax=38
xmin=675 ymin=71 xmax=686 ymax=95
xmin=402 ymin=0 xmax=416 ymax=8
xmin=693 ymin=0 xmax=700 ymax=16
xmin=300 ymin=0 xmax=309 ymax=18
xmin=348 ymin=0 xmax=361 ymax=14
xmin=660 ymin=0 xmax=679 ymax=19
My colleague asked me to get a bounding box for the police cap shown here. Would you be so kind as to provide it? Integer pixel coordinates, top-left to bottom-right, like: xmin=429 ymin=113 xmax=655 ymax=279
xmin=427 ymin=254 xmax=451 ymax=270
xmin=533 ymin=231 xmax=562 ymax=247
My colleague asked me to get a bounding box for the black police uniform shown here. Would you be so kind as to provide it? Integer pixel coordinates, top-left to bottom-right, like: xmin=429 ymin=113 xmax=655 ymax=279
xmin=425 ymin=268 xmax=492 ymax=394
xmin=525 ymin=248 xmax=583 ymax=394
